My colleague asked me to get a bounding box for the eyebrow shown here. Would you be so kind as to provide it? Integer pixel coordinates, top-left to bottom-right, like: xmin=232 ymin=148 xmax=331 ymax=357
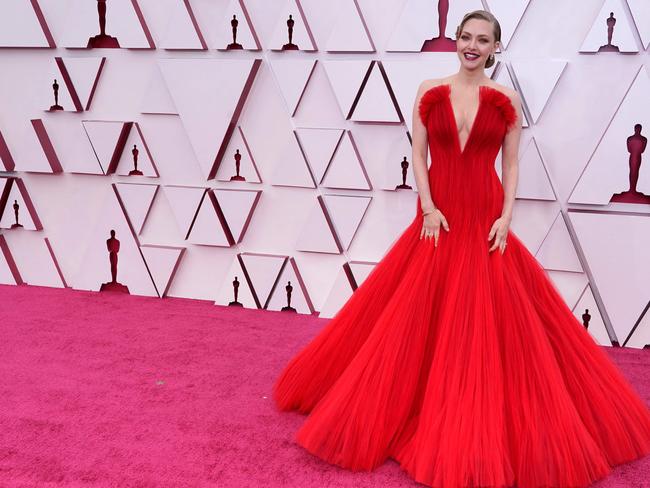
xmin=460 ymin=32 xmax=490 ymax=38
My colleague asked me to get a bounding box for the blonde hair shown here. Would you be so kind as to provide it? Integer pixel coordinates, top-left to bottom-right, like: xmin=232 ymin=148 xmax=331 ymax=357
xmin=455 ymin=10 xmax=501 ymax=69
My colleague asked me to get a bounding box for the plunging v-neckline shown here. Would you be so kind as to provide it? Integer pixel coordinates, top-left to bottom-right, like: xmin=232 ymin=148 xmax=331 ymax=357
xmin=444 ymin=83 xmax=487 ymax=156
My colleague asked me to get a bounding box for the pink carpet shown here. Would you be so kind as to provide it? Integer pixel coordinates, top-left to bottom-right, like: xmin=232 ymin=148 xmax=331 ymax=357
xmin=0 ymin=284 xmax=648 ymax=487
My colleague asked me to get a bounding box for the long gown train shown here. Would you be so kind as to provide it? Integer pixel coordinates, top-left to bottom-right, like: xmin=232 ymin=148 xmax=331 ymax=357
xmin=273 ymin=83 xmax=650 ymax=488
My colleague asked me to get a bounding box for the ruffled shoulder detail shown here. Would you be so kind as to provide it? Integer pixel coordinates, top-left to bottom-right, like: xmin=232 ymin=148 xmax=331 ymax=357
xmin=418 ymin=84 xmax=450 ymax=125
xmin=482 ymin=86 xmax=517 ymax=131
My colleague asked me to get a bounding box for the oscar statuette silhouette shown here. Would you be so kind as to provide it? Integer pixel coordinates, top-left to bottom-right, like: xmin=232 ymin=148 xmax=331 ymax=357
xmin=227 ymin=14 xmax=243 ymax=50
xmin=395 ymin=156 xmax=413 ymax=189
xmin=610 ymin=124 xmax=649 ymax=203
xmin=49 ymin=79 xmax=63 ymax=111
xmin=282 ymin=14 xmax=299 ymax=50
xmin=87 ymin=0 xmax=120 ymax=48
xmin=99 ymin=230 xmax=130 ymax=293
xmin=228 ymin=276 xmax=243 ymax=306
xmin=582 ymin=309 xmax=591 ymax=330
xmin=10 ymin=200 xmax=23 ymax=229
xmin=281 ymin=280 xmax=297 ymax=312
xmin=230 ymin=149 xmax=246 ymax=181
xmin=598 ymin=12 xmax=620 ymax=52
xmin=421 ymin=0 xmax=457 ymax=52
xmin=128 ymin=144 xmax=143 ymax=176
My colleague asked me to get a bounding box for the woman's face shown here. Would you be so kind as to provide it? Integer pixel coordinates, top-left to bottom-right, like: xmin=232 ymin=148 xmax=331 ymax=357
xmin=456 ymin=18 xmax=498 ymax=69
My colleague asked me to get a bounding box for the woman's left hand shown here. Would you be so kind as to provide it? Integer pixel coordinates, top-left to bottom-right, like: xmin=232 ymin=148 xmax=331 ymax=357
xmin=488 ymin=216 xmax=510 ymax=254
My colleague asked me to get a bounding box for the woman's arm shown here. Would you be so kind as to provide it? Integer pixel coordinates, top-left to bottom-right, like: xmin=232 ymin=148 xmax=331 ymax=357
xmin=499 ymin=90 xmax=523 ymax=221
xmin=411 ymin=80 xmax=436 ymax=212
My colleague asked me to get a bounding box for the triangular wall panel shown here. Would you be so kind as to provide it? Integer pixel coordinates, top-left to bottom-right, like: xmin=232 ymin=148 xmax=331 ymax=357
xmin=158 ymin=58 xmax=261 ymax=179
xmin=159 ymin=0 xmax=207 ymax=50
xmin=580 ymin=0 xmax=639 ymax=53
xmin=0 ymin=0 xmax=54 ymax=48
xmin=325 ymin=0 xmax=374 ymax=52
xmin=60 ymin=0 xmax=155 ymax=49
xmin=212 ymin=0 xmax=261 ymax=51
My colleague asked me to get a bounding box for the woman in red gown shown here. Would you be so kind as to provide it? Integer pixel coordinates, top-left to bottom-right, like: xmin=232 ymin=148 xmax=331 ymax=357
xmin=273 ymin=9 xmax=650 ymax=488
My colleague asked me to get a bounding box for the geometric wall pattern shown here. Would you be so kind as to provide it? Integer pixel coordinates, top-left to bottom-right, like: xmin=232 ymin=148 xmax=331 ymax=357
xmin=1 ymin=0 xmax=650 ymax=348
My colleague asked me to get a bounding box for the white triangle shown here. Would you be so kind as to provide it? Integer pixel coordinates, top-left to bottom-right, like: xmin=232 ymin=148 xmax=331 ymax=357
xmin=214 ymin=257 xmax=258 ymax=308
xmin=580 ymin=0 xmax=639 ymax=52
xmin=41 ymin=60 xmax=76 ymax=112
xmin=140 ymin=245 xmax=184 ymax=297
xmin=628 ymin=0 xmax=650 ymax=49
xmin=382 ymin=57 xmax=469 ymax=133
xmin=61 ymin=57 xmax=106 ymax=111
xmin=240 ymin=254 xmax=287 ymax=306
xmin=510 ymin=59 xmax=565 ymax=124
xmin=546 ymin=270 xmax=589 ymax=312
xmin=270 ymin=132 xmax=315 ymax=188
xmin=321 ymin=131 xmax=371 ymax=190
xmin=569 ymin=67 xmax=650 ymax=205
xmin=385 ymin=0 xmax=439 ymax=52
xmin=269 ymin=59 xmax=316 ymax=115
xmin=350 ymin=63 xmax=400 ymax=122
xmin=72 ymin=189 xmax=157 ymax=296
xmin=2 ymin=233 xmax=65 ymax=288
xmin=60 ymin=0 xmax=152 ymax=48
xmin=626 ymin=308 xmax=650 ymax=348
xmin=159 ymin=58 xmax=257 ymax=179
xmin=0 ymin=1 xmax=50 ymax=47
xmin=325 ymin=0 xmax=374 ymax=52
xmin=115 ymin=183 xmax=159 ymax=234
xmin=570 ymin=211 xmax=650 ymax=346
xmin=536 ymin=212 xmax=583 ymax=273
xmin=295 ymin=128 xmax=344 ymax=183
xmin=268 ymin=0 xmax=316 ymax=51
xmin=318 ymin=263 xmax=355 ymax=318
xmin=83 ymin=121 xmax=126 ymax=173
xmin=163 ymin=186 xmax=206 ymax=238
xmin=13 ymin=120 xmax=54 ymax=173
xmin=213 ymin=189 xmax=260 ymax=243
xmin=323 ymin=194 xmax=371 ymax=250
xmin=141 ymin=64 xmax=178 ymax=115
xmin=0 ymin=180 xmax=38 ymax=230
xmin=212 ymin=0 xmax=260 ymax=50
xmin=484 ymin=0 xmax=531 ymax=49
xmin=509 ymin=199 xmax=560 ymax=253
xmin=215 ymin=127 xmax=261 ymax=183
xmin=295 ymin=200 xmax=341 ymax=254
xmin=349 ymin=261 xmax=376 ymax=287
xmin=114 ymin=125 xmax=158 ymax=177
xmin=267 ymin=260 xmax=313 ymax=313
xmin=322 ymin=59 xmax=371 ymax=118
xmin=160 ymin=0 xmax=205 ymax=50
xmin=187 ymin=192 xmax=230 ymax=246
xmin=496 ymin=138 xmax=555 ymax=200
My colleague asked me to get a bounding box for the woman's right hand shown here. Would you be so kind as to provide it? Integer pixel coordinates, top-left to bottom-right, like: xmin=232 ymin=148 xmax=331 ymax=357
xmin=420 ymin=209 xmax=449 ymax=247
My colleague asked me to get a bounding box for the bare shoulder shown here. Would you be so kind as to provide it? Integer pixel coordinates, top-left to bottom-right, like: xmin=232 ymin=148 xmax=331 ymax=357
xmin=486 ymin=81 xmax=520 ymax=105
xmin=417 ymin=78 xmax=447 ymax=94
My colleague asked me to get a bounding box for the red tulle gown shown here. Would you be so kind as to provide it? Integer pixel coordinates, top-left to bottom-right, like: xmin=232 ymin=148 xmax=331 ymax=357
xmin=273 ymin=83 xmax=650 ymax=487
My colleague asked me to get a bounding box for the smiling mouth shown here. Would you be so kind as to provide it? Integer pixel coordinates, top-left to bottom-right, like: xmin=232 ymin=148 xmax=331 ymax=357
xmin=464 ymin=53 xmax=480 ymax=60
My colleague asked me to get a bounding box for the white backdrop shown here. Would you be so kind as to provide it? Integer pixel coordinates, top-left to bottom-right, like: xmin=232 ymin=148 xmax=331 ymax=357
xmin=0 ymin=0 xmax=649 ymax=348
